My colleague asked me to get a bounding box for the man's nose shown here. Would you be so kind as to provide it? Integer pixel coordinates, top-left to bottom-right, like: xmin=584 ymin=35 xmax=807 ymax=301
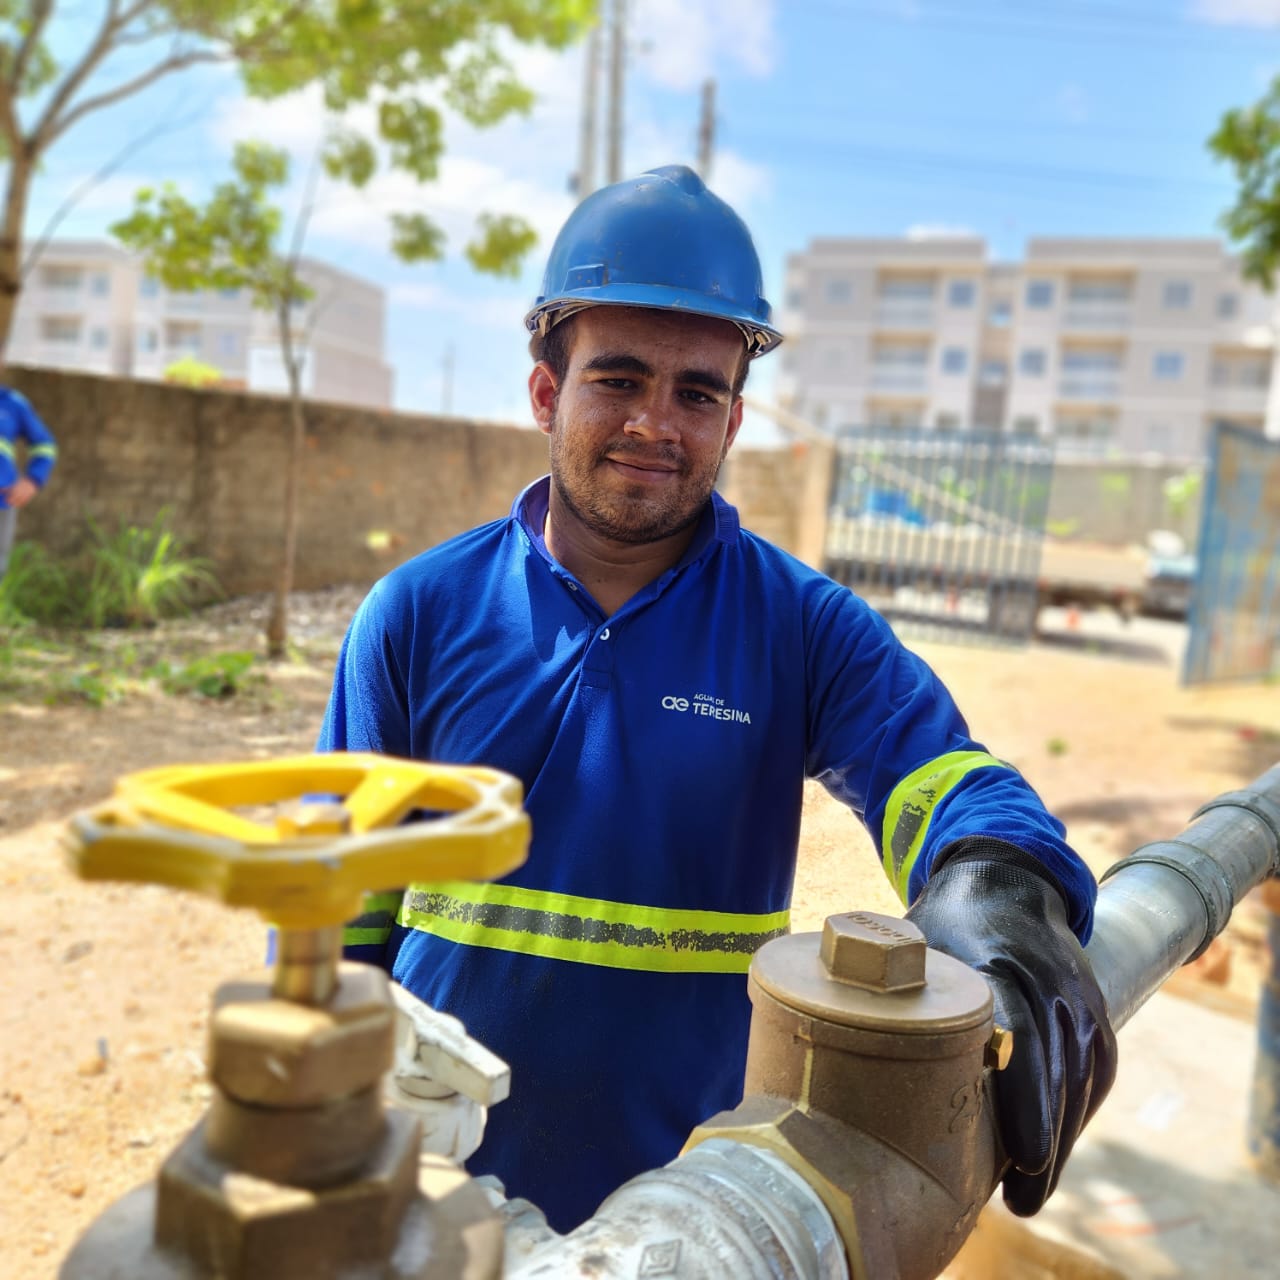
xmin=624 ymin=393 xmax=678 ymax=440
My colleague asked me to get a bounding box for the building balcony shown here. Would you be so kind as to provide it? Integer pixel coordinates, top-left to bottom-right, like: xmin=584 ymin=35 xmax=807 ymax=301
xmin=873 ymin=302 xmax=935 ymax=330
xmin=24 ymin=342 xmax=115 ymax=375
xmin=1207 ymin=383 xmax=1270 ymax=416
xmin=870 ymin=367 xmax=929 ymax=392
xmin=1061 ymin=306 xmax=1131 ymax=332
xmin=1057 ymin=376 xmax=1121 ymax=401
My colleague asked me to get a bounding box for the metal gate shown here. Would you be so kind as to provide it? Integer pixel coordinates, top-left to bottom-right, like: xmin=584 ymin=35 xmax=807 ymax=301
xmin=823 ymin=428 xmax=1054 ymax=643
xmin=1185 ymin=422 xmax=1280 ymax=684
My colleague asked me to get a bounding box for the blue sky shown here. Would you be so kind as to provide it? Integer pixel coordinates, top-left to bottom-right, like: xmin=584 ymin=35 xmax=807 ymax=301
xmin=18 ymin=1 xmax=1280 ymax=443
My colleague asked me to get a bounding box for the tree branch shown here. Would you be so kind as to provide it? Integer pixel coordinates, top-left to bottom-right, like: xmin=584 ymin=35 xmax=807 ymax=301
xmin=8 ymin=0 xmax=55 ymax=100
xmin=29 ymin=0 xmax=140 ymax=150
xmin=44 ymin=45 xmax=224 ymax=146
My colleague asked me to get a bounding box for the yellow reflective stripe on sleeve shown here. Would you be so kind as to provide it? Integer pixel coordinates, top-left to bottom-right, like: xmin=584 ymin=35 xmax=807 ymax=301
xmin=0 ymin=440 xmax=14 ymax=460
xmin=398 ymin=880 xmax=790 ymax=974
xmin=342 ymin=889 xmax=404 ymax=949
xmin=28 ymin=444 xmax=57 ymax=460
xmin=882 ymin=750 xmax=1008 ymax=904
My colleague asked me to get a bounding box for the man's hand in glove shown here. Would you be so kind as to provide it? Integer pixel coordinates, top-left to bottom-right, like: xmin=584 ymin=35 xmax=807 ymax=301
xmin=905 ymin=838 xmax=1118 ymax=1216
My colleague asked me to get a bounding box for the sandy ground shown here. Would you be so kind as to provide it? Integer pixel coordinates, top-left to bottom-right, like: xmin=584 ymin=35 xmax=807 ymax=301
xmin=1 ymin=600 xmax=1278 ymax=1275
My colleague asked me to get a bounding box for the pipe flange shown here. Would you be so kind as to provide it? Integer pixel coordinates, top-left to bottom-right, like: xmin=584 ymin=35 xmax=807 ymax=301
xmin=1101 ymin=839 xmax=1234 ymax=962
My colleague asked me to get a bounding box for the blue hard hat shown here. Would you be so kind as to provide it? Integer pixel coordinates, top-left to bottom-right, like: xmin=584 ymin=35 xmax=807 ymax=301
xmin=525 ymin=164 xmax=781 ymax=357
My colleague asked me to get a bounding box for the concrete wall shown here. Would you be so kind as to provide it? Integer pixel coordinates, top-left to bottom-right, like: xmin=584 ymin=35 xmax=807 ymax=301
xmin=5 ymin=366 xmax=1203 ymax=605
xmin=8 ymin=366 xmax=551 ymax=596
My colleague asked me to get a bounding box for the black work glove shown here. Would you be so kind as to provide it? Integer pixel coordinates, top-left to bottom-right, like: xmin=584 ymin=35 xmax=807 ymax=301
xmin=905 ymin=838 xmax=1118 ymax=1216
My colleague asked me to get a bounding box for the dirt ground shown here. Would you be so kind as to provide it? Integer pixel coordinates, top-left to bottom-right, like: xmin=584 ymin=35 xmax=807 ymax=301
xmin=1 ymin=596 xmax=1278 ymax=1276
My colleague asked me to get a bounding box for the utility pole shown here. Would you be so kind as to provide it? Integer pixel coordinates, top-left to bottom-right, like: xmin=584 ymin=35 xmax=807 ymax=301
xmin=697 ymin=79 xmax=716 ymax=181
xmin=606 ymin=0 xmax=626 ymax=184
xmin=576 ymin=23 xmax=601 ymax=197
xmin=442 ymin=343 xmax=454 ymax=416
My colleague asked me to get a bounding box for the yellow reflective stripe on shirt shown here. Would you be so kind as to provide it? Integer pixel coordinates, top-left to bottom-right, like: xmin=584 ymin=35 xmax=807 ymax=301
xmin=398 ymin=880 xmax=790 ymax=974
xmin=882 ymin=750 xmax=1008 ymax=903
xmin=342 ymin=888 xmax=404 ymax=948
xmin=0 ymin=440 xmax=14 ymax=460
xmin=28 ymin=444 xmax=57 ymax=460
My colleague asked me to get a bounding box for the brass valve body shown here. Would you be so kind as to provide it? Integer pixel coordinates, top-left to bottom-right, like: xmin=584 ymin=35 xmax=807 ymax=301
xmin=686 ymin=911 xmax=1006 ymax=1280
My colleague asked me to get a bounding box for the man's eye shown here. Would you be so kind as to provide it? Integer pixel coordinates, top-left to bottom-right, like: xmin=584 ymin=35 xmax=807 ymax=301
xmin=681 ymin=390 xmax=714 ymax=404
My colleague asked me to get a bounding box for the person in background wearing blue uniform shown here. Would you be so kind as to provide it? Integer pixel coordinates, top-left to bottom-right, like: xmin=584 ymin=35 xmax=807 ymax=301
xmin=0 ymin=358 xmax=58 ymax=578
xmin=319 ymin=165 xmax=1117 ymax=1234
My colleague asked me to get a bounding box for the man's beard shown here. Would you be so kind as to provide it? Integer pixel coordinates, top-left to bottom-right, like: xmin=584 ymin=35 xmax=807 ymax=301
xmin=548 ymin=411 xmax=724 ymax=545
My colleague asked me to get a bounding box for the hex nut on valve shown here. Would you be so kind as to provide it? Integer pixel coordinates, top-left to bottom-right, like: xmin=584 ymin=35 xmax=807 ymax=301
xmin=820 ymin=911 xmax=927 ymax=993
xmin=209 ymin=963 xmax=396 ymax=1107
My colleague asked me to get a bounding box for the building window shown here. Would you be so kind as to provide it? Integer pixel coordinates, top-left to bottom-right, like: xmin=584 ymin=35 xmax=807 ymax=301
xmin=1217 ymin=292 xmax=1239 ymax=320
xmin=90 ymin=272 xmax=110 ymax=297
xmin=825 ymin=278 xmax=853 ymax=305
xmin=1018 ymin=348 xmax=1046 ymax=376
xmin=219 ymin=332 xmax=239 ymax=359
xmin=785 ymin=288 xmax=804 ymax=309
xmin=941 ymin=347 xmax=968 ymax=375
xmin=1025 ymin=280 xmax=1054 ymax=309
xmin=218 ymin=287 xmax=241 ymax=300
xmin=935 ymin=412 xmax=961 ymax=432
xmin=1162 ymin=280 xmax=1192 ymax=309
xmin=139 ymin=328 xmax=158 ymax=352
xmin=40 ymin=316 xmax=80 ymax=343
xmin=878 ymin=276 xmax=934 ymax=301
xmin=1012 ymin=416 xmax=1040 ymax=438
xmin=1153 ymin=351 xmax=1184 ymax=379
xmin=90 ymin=327 xmax=109 ymax=350
xmin=140 ymin=276 xmax=159 ymax=298
xmin=980 ymin=359 xmax=1008 ymax=386
xmin=41 ymin=265 xmax=83 ymax=291
xmin=947 ymin=280 xmax=975 ymax=307
xmin=1067 ymin=278 xmax=1131 ymax=305
xmin=988 ymin=298 xmax=1012 ymax=327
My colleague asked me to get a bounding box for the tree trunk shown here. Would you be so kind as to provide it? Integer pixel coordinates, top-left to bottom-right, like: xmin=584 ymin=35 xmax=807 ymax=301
xmin=0 ymin=153 xmax=34 ymax=352
xmin=265 ymin=311 xmax=306 ymax=658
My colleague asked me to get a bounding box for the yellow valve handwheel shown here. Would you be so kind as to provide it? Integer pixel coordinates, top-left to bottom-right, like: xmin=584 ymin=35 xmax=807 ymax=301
xmin=62 ymin=752 xmax=530 ymax=930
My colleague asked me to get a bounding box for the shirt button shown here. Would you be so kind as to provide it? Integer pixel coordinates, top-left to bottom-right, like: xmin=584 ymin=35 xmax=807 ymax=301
xmin=566 ymin=581 xmax=578 ymax=591
xmin=600 ymin=627 xmax=611 ymax=640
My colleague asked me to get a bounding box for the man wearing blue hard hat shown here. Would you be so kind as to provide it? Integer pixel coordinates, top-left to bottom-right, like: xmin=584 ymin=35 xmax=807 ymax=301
xmin=320 ymin=165 xmax=1116 ymax=1233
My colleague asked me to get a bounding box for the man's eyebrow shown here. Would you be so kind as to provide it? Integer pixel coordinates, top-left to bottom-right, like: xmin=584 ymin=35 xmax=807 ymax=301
xmin=676 ymin=367 xmax=732 ymax=397
xmin=580 ymin=353 xmax=653 ymax=378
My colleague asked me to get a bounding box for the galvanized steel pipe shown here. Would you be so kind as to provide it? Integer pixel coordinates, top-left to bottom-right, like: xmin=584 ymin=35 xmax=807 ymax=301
xmin=1086 ymin=763 xmax=1280 ymax=1030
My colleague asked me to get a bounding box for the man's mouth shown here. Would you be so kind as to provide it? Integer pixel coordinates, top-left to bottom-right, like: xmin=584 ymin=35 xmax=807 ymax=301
xmin=604 ymin=454 xmax=680 ymax=475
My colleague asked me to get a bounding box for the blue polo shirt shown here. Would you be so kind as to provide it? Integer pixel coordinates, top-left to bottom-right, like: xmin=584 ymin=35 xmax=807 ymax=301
xmin=319 ymin=476 xmax=1093 ymax=1231
xmin=0 ymin=388 xmax=57 ymax=508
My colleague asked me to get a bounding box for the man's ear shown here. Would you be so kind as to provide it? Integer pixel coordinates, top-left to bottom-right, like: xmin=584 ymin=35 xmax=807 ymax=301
xmin=529 ymin=363 xmax=559 ymax=435
xmin=723 ymin=395 xmax=745 ymax=455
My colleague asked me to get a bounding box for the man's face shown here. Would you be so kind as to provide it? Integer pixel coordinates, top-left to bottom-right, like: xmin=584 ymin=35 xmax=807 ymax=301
xmin=530 ymin=306 xmax=746 ymax=546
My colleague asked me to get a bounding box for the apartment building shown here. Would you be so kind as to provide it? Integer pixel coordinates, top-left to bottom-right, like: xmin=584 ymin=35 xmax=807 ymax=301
xmin=776 ymin=236 xmax=1276 ymax=458
xmin=7 ymin=239 xmax=393 ymax=408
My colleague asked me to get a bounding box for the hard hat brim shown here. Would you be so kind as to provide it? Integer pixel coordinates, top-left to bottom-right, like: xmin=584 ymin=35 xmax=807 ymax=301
xmin=525 ymin=287 xmax=782 ymax=357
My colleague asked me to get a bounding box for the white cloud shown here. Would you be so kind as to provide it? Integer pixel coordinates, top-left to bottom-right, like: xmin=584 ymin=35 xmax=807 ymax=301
xmin=389 ymin=281 xmax=527 ymax=329
xmin=1190 ymin=0 xmax=1280 ymax=25
xmin=630 ymin=0 xmax=777 ymax=92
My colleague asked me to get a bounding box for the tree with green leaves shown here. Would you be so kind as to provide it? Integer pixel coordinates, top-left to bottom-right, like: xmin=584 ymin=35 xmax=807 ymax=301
xmin=0 ymin=0 xmax=590 ymax=345
xmin=1209 ymin=78 xmax=1280 ymax=290
xmin=112 ymin=138 xmax=531 ymax=657
xmin=1208 ymin=77 xmax=1280 ymax=437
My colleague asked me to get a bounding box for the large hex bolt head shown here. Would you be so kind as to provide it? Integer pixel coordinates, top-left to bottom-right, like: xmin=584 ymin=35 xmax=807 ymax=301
xmin=209 ymin=962 xmax=396 ymax=1108
xmin=819 ymin=911 xmax=927 ymax=993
